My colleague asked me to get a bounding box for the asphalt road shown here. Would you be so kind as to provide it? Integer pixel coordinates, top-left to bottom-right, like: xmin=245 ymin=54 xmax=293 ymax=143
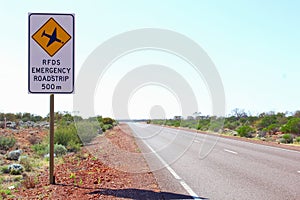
xmin=128 ymin=123 xmax=300 ymax=200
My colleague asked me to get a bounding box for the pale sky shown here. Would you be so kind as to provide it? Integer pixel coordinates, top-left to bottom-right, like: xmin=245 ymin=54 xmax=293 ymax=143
xmin=0 ymin=0 xmax=299 ymax=119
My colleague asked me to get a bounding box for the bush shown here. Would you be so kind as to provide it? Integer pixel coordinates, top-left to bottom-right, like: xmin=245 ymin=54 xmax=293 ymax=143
xmin=209 ymin=119 xmax=224 ymax=132
xmin=32 ymin=143 xmax=67 ymax=156
xmin=102 ymin=117 xmax=115 ymax=125
xmin=66 ymin=140 xmax=81 ymax=152
xmin=31 ymin=143 xmax=48 ymax=156
xmin=0 ymin=166 xmax=10 ymax=174
xmin=173 ymin=121 xmax=180 ymax=127
xmin=295 ymin=137 xmax=300 ymax=143
xmin=102 ymin=124 xmax=112 ymax=132
xmin=76 ymin=120 xmax=99 ymax=144
xmin=55 ymin=124 xmax=80 ymax=147
xmin=282 ymin=134 xmax=293 ymax=144
xmin=0 ymin=136 xmax=16 ymax=150
xmin=54 ymin=123 xmax=83 ymax=152
xmin=54 ymin=144 xmax=67 ymax=156
xmin=236 ymin=126 xmax=254 ymax=138
xmin=278 ymin=138 xmax=287 ymax=144
xmin=200 ymin=126 xmax=208 ymax=131
xmin=281 ymin=118 xmax=300 ymax=135
xmin=0 ymin=189 xmax=11 ymax=196
xmin=264 ymin=124 xmax=280 ymax=134
xmin=224 ymin=121 xmax=240 ymax=130
xmin=19 ymin=156 xmax=33 ymax=172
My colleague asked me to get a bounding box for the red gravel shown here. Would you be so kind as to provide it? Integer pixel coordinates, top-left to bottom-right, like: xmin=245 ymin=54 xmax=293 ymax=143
xmin=11 ymin=124 xmax=162 ymax=199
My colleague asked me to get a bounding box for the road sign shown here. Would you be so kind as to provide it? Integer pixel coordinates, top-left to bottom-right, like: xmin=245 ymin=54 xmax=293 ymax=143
xmin=28 ymin=13 xmax=74 ymax=93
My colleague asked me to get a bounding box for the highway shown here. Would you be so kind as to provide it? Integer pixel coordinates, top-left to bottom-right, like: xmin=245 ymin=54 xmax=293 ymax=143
xmin=128 ymin=123 xmax=300 ymax=200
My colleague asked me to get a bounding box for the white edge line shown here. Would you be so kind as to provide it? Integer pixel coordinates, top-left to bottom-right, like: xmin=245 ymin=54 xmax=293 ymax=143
xmin=180 ymin=181 xmax=200 ymax=199
xmin=153 ymin=124 xmax=300 ymax=154
xmin=224 ymin=149 xmax=238 ymax=155
xmin=208 ymin=132 xmax=300 ymax=154
xmin=142 ymin=141 xmax=200 ymax=199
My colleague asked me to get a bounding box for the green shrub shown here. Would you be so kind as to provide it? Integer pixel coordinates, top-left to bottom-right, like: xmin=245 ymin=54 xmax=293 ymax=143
xmin=188 ymin=124 xmax=194 ymax=129
xmin=295 ymin=137 xmax=300 ymax=143
xmin=102 ymin=117 xmax=114 ymax=125
xmin=76 ymin=120 xmax=99 ymax=144
xmin=0 ymin=189 xmax=11 ymax=196
xmin=0 ymin=166 xmax=10 ymax=174
xmin=0 ymin=136 xmax=16 ymax=150
xmin=33 ymin=143 xmax=67 ymax=156
xmin=66 ymin=140 xmax=81 ymax=152
xmin=209 ymin=119 xmax=224 ymax=132
xmin=54 ymin=144 xmax=67 ymax=156
xmin=200 ymin=126 xmax=208 ymax=131
xmin=282 ymin=134 xmax=293 ymax=144
xmin=278 ymin=138 xmax=286 ymax=144
xmin=10 ymin=168 xmax=22 ymax=175
xmin=19 ymin=156 xmax=33 ymax=172
xmin=264 ymin=124 xmax=280 ymax=134
xmin=173 ymin=121 xmax=180 ymax=127
xmin=281 ymin=118 xmax=300 ymax=135
xmin=54 ymin=123 xmax=83 ymax=152
xmin=102 ymin=124 xmax=112 ymax=132
xmin=224 ymin=121 xmax=239 ymax=130
xmin=236 ymin=126 xmax=255 ymax=138
xmin=31 ymin=143 xmax=48 ymax=156
xmin=196 ymin=124 xmax=202 ymax=130
xmin=55 ymin=124 xmax=80 ymax=147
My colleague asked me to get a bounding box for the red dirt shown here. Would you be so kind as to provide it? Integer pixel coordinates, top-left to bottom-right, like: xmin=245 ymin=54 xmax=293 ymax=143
xmin=11 ymin=124 xmax=162 ymax=199
xmin=0 ymin=128 xmax=48 ymax=155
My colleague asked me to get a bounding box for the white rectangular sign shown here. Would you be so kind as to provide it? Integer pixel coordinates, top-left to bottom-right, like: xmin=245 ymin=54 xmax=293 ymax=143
xmin=28 ymin=13 xmax=74 ymax=93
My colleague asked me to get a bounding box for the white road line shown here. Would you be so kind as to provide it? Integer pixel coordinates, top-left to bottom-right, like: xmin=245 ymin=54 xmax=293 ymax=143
xmin=154 ymin=124 xmax=300 ymax=155
xmin=142 ymin=141 xmax=200 ymax=199
xmin=180 ymin=181 xmax=200 ymax=199
xmin=224 ymin=149 xmax=238 ymax=155
xmin=194 ymin=140 xmax=201 ymax=143
xmin=212 ymin=134 xmax=300 ymax=154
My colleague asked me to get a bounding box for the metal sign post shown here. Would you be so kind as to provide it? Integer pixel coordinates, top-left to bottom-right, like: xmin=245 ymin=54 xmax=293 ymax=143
xmin=49 ymin=94 xmax=55 ymax=184
xmin=28 ymin=13 xmax=74 ymax=184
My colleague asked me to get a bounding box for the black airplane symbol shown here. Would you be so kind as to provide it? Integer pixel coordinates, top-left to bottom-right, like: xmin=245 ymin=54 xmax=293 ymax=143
xmin=42 ymin=28 xmax=63 ymax=47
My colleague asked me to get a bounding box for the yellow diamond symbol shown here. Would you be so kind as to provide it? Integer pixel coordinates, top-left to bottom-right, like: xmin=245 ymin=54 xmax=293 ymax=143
xmin=32 ymin=17 xmax=71 ymax=57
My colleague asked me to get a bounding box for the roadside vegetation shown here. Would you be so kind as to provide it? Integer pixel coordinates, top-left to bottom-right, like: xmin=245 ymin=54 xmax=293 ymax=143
xmin=149 ymin=109 xmax=300 ymax=145
xmin=0 ymin=112 xmax=117 ymax=199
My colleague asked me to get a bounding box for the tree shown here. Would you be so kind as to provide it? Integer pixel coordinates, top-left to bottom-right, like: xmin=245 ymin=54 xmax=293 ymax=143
xmin=32 ymin=115 xmax=43 ymax=122
xmin=281 ymin=118 xmax=300 ymax=135
xmin=21 ymin=112 xmax=32 ymax=122
xmin=256 ymin=114 xmax=278 ymax=129
xmin=4 ymin=113 xmax=17 ymax=122
xmin=294 ymin=110 xmax=300 ymax=118
xmin=231 ymin=108 xmax=247 ymax=119
xmin=263 ymin=124 xmax=280 ymax=134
